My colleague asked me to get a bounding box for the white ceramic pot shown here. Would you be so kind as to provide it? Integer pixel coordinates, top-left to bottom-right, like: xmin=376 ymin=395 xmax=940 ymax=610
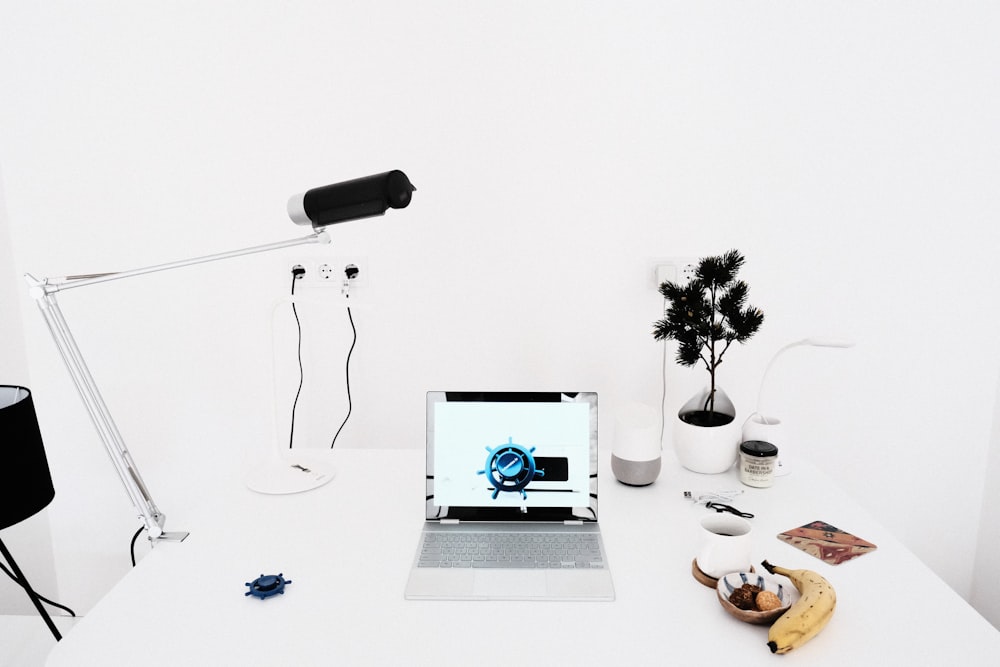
xmin=673 ymin=388 xmax=740 ymax=474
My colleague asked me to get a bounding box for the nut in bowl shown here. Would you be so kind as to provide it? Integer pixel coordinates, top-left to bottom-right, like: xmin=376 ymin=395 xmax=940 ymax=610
xmin=716 ymin=572 xmax=799 ymax=625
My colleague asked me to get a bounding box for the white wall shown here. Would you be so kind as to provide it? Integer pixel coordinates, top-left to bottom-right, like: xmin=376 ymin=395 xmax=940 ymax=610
xmin=972 ymin=372 xmax=1000 ymax=626
xmin=0 ymin=168 xmax=61 ymax=614
xmin=1 ymin=2 xmax=998 ymax=622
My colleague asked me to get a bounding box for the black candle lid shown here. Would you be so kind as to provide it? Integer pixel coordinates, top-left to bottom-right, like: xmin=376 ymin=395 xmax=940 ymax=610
xmin=740 ymin=440 xmax=778 ymax=457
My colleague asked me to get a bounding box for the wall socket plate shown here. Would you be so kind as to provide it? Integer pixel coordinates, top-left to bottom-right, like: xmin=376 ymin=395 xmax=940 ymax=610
xmin=288 ymin=256 xmax=368 ymax=288
xmin=652 ymin=257 xmax=698 ymax=289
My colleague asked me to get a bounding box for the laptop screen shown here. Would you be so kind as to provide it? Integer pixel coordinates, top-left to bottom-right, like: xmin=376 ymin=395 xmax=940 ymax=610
xmin=425 ymin=392 xmax=598 ymax=522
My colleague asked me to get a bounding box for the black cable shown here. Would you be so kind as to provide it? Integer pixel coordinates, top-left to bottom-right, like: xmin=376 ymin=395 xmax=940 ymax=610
xmin=0 ymin=550 xmax=77 ymax=617
xmin=289 ymin=271 xmax=305 ymax=449
xmin=129 ymin=525 xmax=144 ymax=567
xmin=330 ymin=304 xmax=356 ymax=448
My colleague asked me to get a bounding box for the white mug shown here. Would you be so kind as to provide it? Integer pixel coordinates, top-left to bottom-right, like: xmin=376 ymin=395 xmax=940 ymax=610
xmin=696 ymin=514 xmax=753 ymax=579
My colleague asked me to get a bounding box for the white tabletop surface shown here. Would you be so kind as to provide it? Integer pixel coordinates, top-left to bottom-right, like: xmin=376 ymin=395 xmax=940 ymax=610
xmin=47 ymin=448 xmax=1000 ymax=666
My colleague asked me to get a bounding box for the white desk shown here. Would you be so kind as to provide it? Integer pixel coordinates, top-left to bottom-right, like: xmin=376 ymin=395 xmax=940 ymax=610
xmin=48 ymin=448 xmax=999 ymax=666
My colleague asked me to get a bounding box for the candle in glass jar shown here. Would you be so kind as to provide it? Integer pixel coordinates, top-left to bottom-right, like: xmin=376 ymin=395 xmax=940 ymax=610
xmin=739 ymin=440 xmax=778 ymax=488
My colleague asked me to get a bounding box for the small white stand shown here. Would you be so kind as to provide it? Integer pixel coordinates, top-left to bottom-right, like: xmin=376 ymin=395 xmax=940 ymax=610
xmin=245 ymin=449 xmax=336 ymax=495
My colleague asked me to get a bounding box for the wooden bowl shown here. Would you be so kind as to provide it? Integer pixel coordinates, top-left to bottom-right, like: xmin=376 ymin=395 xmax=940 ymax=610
xmin=715 ymin=572 xmax=799 ymax=625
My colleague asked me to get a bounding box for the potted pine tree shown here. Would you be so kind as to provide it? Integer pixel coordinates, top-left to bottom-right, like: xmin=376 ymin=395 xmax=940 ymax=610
xmin=653 ymin=249 xmax=764 ymax=473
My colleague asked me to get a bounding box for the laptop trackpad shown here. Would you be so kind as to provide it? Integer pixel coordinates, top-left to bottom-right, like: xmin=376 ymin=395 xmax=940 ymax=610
xmin=473 ymin=570 xmax=546 ymax=599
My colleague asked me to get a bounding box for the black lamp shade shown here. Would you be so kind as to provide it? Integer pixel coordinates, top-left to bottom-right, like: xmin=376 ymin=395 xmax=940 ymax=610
xmin=0 ymin=386 xmax=55 ymax=530
xmin=287 ymin=170 xmax=415 ymax=229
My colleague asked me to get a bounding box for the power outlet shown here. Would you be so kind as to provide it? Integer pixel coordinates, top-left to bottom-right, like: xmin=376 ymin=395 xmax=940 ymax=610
xmin=318 ymin=263 xmax=336 ymax=282
xmin=653 ymin=257 xmax=699 ymax=289
xmin=289 ymin=257 xmax=368 ymax=289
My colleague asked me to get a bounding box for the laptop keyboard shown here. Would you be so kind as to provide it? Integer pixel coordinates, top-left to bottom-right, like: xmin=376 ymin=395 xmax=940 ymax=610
xmin=417 ymin=532 xmax=606 ymax=569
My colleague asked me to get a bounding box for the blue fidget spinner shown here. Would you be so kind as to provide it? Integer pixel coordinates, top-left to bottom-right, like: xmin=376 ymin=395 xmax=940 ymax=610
xmin=245 ymin=573 xmax=292 ymax=600
xmin=477 ymin=437 xmax=544 ymax=499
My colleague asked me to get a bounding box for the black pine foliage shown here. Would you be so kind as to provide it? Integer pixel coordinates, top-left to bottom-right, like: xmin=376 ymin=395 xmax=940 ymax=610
xmin=653 ymin=249 xmax=764 ymax=414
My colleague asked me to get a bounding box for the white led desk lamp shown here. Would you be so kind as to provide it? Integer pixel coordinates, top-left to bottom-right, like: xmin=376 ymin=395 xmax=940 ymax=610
xmin=749 ymin=337 xmax=855 ymax=475
xmin=755 ymin=337 xmax=856 ymax=417
xmin=23 ymin=170 xmax=415 ymax=543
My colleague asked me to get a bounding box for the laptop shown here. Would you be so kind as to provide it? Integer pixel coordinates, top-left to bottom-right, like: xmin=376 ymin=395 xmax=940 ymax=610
xmin=404 ymin=391 xmax=615 ymax=601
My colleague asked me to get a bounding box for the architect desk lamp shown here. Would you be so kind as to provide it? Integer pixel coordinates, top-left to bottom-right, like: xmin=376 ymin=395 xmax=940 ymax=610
xmin=23 ymin=170 xmax=415 ymax=544
xmin=0 ymin=385 xmax=63 ymax=641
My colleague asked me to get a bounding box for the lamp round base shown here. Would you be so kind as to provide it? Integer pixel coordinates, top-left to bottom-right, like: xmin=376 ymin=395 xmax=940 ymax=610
xmin=773 ymin=456 xmax=791 ymax=477
xmin=246 ymin=451 xmax=336 ymax=494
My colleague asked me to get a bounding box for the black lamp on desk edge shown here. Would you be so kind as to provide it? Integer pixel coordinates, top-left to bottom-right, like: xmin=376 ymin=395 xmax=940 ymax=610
xmin=0 ymin=385 xmax=62 ymax=641
xmin=22 ymin=170 xmax=415 ymax=545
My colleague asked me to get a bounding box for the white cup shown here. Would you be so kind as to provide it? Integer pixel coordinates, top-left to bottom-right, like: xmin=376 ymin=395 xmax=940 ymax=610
xmin=696 ymin=514 xmax=753 ymax=579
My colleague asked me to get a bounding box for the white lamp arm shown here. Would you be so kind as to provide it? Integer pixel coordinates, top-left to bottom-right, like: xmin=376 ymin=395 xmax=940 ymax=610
xmin=23 ymin=230 xmax=329 ymax=543
xmin=33 ymin=231 xmax=329 ymax=294
xmin=755 ymin=337 xmax=855 ymax=417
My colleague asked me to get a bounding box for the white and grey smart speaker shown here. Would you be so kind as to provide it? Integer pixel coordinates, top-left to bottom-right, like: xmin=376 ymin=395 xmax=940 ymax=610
xmin=611 ymin=402 xmax=661 ymax=486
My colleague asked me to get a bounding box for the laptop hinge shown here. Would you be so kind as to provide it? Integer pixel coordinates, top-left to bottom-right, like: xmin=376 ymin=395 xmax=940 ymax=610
xmin=564 ymin=520 xmax=584 ymax=525
xmin=440 ymin=519 xmax=460 ymax=525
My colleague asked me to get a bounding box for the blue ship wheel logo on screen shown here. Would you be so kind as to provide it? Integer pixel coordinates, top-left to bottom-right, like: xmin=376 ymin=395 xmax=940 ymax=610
xmin=478 ymin=437 xmax=545 ymax=499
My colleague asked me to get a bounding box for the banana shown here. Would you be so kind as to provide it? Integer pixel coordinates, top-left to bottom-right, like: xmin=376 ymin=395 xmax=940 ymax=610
xmin=761 ymin=560 xmax=836 ymax=654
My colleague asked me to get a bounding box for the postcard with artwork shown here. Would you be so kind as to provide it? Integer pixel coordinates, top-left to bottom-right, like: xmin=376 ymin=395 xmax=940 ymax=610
xmin=777 ymin=520 xmax=877 ymax=565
